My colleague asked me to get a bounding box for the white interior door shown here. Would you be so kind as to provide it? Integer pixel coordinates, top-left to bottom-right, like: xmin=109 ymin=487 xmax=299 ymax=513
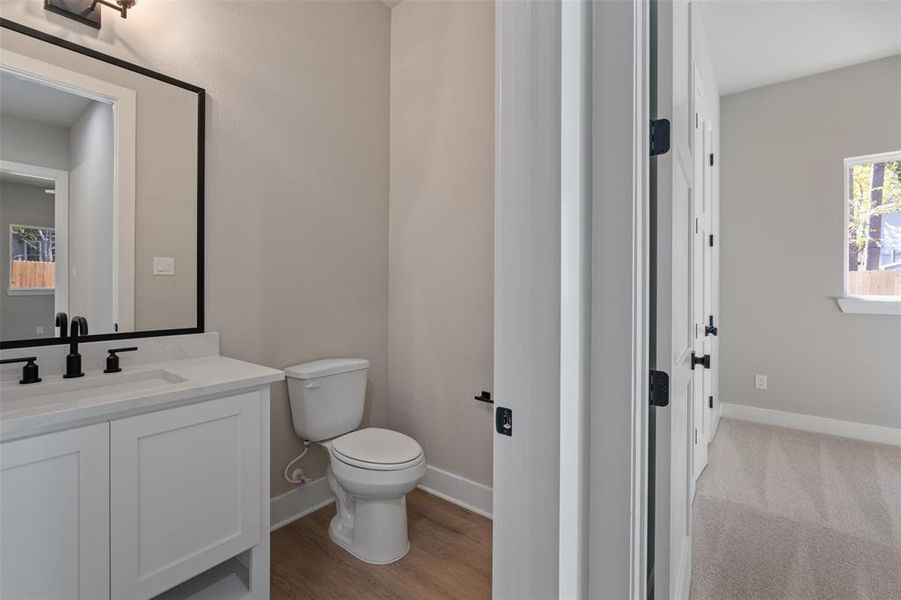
xmin=653 ymin=0 xmax=694 ymax=598
xmin=691 ymin=74 xmax=710 ymax=488
xmin=703 ymin=125 xmax=716 ymax=439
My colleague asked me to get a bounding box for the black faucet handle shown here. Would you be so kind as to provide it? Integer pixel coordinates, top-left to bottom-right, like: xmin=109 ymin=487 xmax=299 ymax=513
xmin=104 ymin=347 xmax=138 ymax=374
xmin=0 ymin=357 xmax=41 ymax=384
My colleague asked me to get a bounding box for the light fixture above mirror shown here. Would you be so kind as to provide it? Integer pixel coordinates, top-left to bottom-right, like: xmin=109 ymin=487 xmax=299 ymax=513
xmin=44 ymin=0 xmax=136 ymax=30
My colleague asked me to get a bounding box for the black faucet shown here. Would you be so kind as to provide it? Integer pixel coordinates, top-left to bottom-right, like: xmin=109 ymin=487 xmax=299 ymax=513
xmin=55 ymin=312 xmax=68 ymax=338
xmin=0 ymin=357 xmax=41 ymax=384
xmin=64 ymin=316 xmax=89 ymax=379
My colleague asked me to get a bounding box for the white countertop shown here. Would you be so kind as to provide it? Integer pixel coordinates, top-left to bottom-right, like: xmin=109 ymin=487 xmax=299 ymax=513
xmin=0 ymin=355 xmax=284 ymax=442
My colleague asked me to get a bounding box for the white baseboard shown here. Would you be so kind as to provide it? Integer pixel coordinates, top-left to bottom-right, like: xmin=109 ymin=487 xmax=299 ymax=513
xmin=418 ymin=465 xmax=493 ymax=519
xmin=270 ymin=477 xmax=334 ymax=531
xmin=269 ymin=464 xmax=494 ymax=531
xmin=720 ymin=402 xmax=901 ymax=447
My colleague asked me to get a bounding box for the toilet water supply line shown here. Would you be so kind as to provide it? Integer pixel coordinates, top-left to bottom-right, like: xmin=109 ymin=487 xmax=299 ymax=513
xmin=284 ymin=439 xmax=312 ymax=485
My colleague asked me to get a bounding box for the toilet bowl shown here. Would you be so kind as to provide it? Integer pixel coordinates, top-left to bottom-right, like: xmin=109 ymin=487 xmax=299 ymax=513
xmin=285 ymin=359 xmax=426 ymax=564
xmin=322 ymin=428 xmax=426 ymax=563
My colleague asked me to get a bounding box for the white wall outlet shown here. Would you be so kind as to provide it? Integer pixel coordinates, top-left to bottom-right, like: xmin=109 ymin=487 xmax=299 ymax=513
xmin=36 ymin=326 xmax=44 ymax=334
xmin=153 ymin=257 xmax=175 ymax=276
xmin=755 ymin=374 xmax=768 ymax=390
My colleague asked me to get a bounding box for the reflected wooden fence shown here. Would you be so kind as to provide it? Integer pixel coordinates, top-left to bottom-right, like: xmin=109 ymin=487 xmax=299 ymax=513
xmin=848 ymin=270 xmax=901 ymax=296
xmin=10 ymin=260 xmax=55 ymax=289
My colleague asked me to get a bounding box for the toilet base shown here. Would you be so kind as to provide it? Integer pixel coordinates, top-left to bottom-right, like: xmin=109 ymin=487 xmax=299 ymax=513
xmin=326 ymin=466 xmax=415 ymax=564
xmin=328 ymin=513 xmax=410 ymax=565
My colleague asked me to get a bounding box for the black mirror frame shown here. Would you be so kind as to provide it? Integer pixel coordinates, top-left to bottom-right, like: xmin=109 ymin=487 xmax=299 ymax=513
xmin=0 ymin=19 xmax=205 ymax=349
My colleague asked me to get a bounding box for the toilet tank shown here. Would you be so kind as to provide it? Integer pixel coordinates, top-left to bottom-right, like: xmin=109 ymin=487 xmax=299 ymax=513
xmin=284 ymin=358 xmax=369 ymax=442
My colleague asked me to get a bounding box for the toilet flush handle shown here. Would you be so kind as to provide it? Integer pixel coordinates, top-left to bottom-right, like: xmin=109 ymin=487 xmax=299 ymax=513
xmin=305 ymin=380 xmax=321 ymax=389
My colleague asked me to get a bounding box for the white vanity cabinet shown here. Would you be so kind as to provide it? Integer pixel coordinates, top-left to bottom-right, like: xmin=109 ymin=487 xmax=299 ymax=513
xmin=0 ymin=422 xmax=111 ymax=600
xmin=110 ymin=392 xmax=262 ymax=599
xmin=0 ymin=381 xmax=272 ymax=600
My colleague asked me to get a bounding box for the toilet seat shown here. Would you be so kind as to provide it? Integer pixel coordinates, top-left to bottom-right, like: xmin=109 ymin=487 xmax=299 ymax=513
xmin=328 ymin=428 xmax=423 ymax=471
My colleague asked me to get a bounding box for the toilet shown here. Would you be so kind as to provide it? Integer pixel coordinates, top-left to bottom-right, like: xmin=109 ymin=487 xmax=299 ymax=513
xmin=285 ymin=358 xmax=425 ymax=564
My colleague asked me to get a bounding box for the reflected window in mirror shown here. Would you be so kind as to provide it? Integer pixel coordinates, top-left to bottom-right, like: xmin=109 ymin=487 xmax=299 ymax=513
xmin=9 ymin=224 xmax=57 ymax=292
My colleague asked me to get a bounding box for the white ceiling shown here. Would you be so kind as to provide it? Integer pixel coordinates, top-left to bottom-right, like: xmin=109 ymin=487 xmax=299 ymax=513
xmin=0 ymin=71 xmax=94 ymax=128
xmin=697 ymin=0 xmax=901 ymax=96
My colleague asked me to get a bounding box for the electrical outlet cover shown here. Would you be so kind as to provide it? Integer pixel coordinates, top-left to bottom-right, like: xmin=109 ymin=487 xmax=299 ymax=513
xmin=755 ymin=374 xmax=768 ymax=390
xmin=153 ymin=257 xmax=176 ymax=276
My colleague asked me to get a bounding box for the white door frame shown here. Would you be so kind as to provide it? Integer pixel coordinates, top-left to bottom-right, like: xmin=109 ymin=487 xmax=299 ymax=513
xmin=652 ymin=1 xmax=696 ymax=598
xmin=495 ymin=1 xmax=650 ymax=598
xmin=1 ymin=159 xmax=69 ymax=319
xmin=493 ymin=0 xmax=563 ymax=596
xmin=0 ymin=49 xmax=136 ymax=332
xmin=587 ymin=0 xmax=650 ymax=599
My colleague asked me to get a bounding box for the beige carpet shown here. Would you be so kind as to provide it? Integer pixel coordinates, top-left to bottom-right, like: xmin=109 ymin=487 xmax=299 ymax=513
xmin=690 ymin=418 xmax=901 ymax=600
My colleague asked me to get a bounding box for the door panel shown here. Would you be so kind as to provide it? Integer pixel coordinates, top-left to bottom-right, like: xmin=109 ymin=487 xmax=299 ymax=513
xmin=653 ymin=0 xmax=694 ymax=598
xmin=691 ymin=103 xmax=709 ymax=487
xmin=0 ymin=423 xmax=110 ymax=600
xmin=111 ymin=393 xmax=261 ymax=599
xmin=703 ymin=126 xmax=715 ymax=439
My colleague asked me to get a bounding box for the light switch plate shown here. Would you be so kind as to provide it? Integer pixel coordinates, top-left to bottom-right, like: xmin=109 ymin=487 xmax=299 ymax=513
xmin=754 ymin=374 xmax=768 ymax=390
xmin=153 ymin=257 xmax=175 ymax=276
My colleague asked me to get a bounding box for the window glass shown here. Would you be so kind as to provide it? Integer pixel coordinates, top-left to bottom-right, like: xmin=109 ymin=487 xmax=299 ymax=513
xmin=847 ymin=156 xmax=901 ymax=298
xmin=9 ymin=224 xmax=56 ymax=290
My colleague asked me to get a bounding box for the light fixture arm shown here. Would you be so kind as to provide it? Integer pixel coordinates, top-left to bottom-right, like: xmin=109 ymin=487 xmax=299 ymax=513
xmin=90 ymin=0 xmax=135 ymax=19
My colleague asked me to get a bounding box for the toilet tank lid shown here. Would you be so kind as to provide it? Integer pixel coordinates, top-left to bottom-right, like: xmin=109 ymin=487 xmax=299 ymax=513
xmin=284 ymin=358 xmax=369 ymax=380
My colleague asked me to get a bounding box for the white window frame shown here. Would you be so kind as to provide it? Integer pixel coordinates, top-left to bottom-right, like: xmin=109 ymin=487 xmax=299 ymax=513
xmin=838 ymin=150 xmax=901 ymax=315
xmin=8 ymin=223 xmax=57 ymax=295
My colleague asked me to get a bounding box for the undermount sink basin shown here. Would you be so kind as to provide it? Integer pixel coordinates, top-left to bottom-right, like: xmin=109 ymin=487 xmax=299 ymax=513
xmin=0 ymin=369 xmax=188 ymax=412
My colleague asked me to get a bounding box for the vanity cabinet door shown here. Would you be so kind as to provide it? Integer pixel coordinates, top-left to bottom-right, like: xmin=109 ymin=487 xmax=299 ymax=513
xmin=0 ymin=423 xmax=110 ymax=600
xmin=110 ymin=392 xmax=262 ymax=599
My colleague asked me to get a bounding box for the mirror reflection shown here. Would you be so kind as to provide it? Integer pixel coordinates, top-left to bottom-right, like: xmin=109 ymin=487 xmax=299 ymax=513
xmin=2 ymin=71 xmax=115 ymax=340
xmin=0 ymin=27 xmax=201 ymax=345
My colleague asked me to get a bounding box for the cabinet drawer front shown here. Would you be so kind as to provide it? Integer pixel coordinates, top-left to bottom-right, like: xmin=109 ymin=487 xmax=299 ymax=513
xmin=111 ymin=392 xmax=261 ymax=599
xmin=0 ymin=423 xmax=110 ymax=600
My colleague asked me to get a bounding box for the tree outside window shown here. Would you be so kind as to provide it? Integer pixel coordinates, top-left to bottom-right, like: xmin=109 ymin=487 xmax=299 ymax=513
xmin=847 ymin=154 xmax=901 ymax=298
xmin=9 ymin=224 xmax=56 ymax=290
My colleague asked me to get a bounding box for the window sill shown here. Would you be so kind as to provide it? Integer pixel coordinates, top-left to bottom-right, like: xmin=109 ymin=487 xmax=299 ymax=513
xmin=837 ymin=296 xmax=901 ymax=315
xmin=6 ymin=288 xmax=54 ymax=296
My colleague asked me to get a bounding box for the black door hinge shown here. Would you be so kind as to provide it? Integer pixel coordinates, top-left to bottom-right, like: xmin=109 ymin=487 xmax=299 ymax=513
xmin=705 ymin=315 xmax=718 ymax=336
xmin=709 ymin=234 xmax=714 ymax=247
xmin=708 ymin=396 xmax=714 ymax=409
xmin=649 ymin=370 xmax=670 ymax=407
xmin=650 ymin=119 xmax=671 ymax=156
xmin=496 ymin=407 xmax=512 ymax=436
xmin=709 ymin=153 xmax=714 ymax=166
xmin=691 ymin=352 xmax=711 ymax=370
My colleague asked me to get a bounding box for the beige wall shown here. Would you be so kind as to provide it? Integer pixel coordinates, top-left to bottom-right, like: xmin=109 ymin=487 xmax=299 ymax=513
xmin=720 ymin=56 xmax=901 ymax=428
xmin=388 ymin=0 xmax=495 ymax=486
xmin=0 ymin=0 xmax=392 ymax=496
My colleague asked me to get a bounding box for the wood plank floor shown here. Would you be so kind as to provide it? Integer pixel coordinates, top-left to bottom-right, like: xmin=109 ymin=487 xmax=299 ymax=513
xmin=271 ymin=489 xmax=492 ymax=599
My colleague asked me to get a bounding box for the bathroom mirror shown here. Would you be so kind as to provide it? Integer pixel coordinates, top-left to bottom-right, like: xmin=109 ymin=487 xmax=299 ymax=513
xmin=0 ymin=20 xmax=204 ymax=348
